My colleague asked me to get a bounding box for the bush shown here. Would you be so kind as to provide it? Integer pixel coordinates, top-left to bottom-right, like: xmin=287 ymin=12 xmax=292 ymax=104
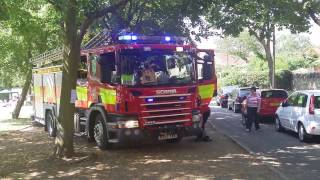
xmin=275 ymin=70 xmax=292 ymax=90
xmin=219 ymin=66 xmax=269 ymax=88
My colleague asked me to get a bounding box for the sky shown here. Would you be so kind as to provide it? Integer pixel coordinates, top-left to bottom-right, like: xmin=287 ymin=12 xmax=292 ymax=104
xmin=197 ymin=21 xmax=320 ymax=49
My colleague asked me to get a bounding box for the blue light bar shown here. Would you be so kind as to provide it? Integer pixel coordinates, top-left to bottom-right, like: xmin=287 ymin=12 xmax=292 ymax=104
xmin=131 ymin=35 xmax=138 ymax=40
xmin=118 ymin=35 xmax=137 ymax=41
xmin=117 ymin=35 xmax=186 ymax=45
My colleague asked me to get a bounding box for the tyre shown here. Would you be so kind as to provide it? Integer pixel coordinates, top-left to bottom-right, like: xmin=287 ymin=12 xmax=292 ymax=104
xmin=298 ymin=124 xmax=309 ymax=142
xmin=275 ymin=116 xmax=283 ymax=132
xmin=233 ymin=104 xmax=239 ymax=113
xmin=93 ymin=113 xmax=112 ymax=150
xmin=46 ymin=111 xmax=57 ymax=137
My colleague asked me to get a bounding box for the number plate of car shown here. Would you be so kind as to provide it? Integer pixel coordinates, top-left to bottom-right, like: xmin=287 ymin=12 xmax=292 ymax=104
xmin=158 ymin=132 xmax=178 ymax=140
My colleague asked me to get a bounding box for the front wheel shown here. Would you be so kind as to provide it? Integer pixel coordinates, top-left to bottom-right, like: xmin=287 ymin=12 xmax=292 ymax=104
xmin=275 ymin=117 xmax=283 ymax=132
xmin=93 ymin=114 xmax=112 ymax=150
xmin=298 ymin=124 xmax=309 ymax=142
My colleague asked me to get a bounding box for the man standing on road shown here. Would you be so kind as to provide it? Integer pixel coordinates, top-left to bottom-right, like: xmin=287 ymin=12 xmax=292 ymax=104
xmin=246 ymin=86 xmax=260 ymax=132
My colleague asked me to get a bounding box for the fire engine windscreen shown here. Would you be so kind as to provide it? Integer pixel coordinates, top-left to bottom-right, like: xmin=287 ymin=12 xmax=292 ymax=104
xmin=119 ymin=49 xmax=195 ymax=86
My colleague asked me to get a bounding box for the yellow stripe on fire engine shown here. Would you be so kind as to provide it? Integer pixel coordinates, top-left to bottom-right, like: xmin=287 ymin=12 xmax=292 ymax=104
xmin=99 ymin=88 xmax=116 ymax=105
xmin=34 ymin=86 xmax=42 ymax=96
xmin=198 ymin=84 xmax=215 ymax=99
xmin=33 ymin=66 xmax=62 ymax=74
xmin=76 ymin=86 xmax=88 ymax=101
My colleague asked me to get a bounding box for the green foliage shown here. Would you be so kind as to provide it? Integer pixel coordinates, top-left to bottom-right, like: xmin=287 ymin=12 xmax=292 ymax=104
xmin=216 ymin=31 xmax=264 ymax=62
xmin=219 ymin=66 xmax=269 ymax=88
xmin=275 ymin=70 xmax=292 ymax=90
xmin=0 ymin=0 xmax=61 ymax=89
xmin=88 ymin=0 xmax=213 ymax=41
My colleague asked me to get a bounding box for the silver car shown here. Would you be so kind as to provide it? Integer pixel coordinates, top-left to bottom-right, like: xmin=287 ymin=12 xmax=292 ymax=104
xmin=275 ymin=90 xmax=320 ymax=142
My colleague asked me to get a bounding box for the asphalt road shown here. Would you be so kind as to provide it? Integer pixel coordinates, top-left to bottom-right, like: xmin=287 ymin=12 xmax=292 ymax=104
xmin=210 ymin=106 xmax=320 ymax=180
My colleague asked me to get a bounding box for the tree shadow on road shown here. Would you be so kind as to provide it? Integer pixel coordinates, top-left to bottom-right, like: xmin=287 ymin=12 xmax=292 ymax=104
xmin=0 ymin=124 xmax=280 ymax=179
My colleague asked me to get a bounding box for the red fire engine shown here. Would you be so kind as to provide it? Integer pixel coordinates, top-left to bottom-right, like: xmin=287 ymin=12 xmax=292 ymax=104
xmin=31 ymin=34 xmax=217 ymax=149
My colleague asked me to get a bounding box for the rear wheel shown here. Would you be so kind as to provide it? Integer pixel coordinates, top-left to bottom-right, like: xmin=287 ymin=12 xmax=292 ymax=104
xmin=45 ymin=111 xmax=56 ymax=137
xmin=93 ymin=113 xmax=111 ymax=150
xmin=275 ymin=117 xmax=283 ymax=132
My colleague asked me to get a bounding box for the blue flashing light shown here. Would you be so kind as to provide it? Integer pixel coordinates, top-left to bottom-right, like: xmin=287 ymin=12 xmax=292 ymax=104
xmin=146 ymin=98 xmax=154 ymax=103
xmin=118 ymin=35 xmax=138 ymax=41
xmin=131 ymin=35 xmax=138 ymax=40
xmin=179 ymin=96 xmax=186 ymax=100
xmin=165 ymin=36 xmax=171 ymax=42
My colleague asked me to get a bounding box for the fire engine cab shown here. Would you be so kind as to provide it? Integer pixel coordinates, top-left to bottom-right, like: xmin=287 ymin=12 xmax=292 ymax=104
xmin=31 ymin=34 xmax=217 ymax=149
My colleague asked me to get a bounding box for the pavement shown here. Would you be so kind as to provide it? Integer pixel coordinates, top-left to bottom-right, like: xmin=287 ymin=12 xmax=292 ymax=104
xmin=210 ymin=105 xmax=320 ymax=180
xmin=0 ymin=105 xmax=33 ymax=131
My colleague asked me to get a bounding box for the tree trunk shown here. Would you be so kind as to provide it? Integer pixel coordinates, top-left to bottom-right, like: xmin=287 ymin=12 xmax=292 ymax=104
xmin=12 ymin=68 xmax=32 ymax=119
xmin=263 ymin=42 xmax=274 ymax=88
xmin=54 ymin=0 xmax=80 ymax=158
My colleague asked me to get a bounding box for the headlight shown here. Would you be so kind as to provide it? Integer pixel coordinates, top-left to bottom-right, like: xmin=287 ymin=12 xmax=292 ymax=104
xmin=192 ymin=114 xmax=202 ymax=122
xmin=118 ymin=120 xmax=139 ymax=129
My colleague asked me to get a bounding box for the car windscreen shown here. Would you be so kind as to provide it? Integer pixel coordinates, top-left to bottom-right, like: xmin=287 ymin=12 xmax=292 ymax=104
xmin=315 ymin=96 xmax=320 ymax=109
xmin=239 ymin=89 xmax=250 ymax=97
xmin=261 ymin=90 xmax=288 ymax=98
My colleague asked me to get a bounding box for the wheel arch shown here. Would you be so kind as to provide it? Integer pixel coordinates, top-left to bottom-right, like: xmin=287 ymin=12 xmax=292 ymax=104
xmin=86 ymin=104 xmax=108 ymax=140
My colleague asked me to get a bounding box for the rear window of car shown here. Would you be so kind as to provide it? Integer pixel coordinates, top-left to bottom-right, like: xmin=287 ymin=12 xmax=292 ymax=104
xmin=239 ymin=89 xmax=250 ymax=97
xmin=261 ymin=90 xmax=288 ymax=98
xmin=315 ymin=96 xmax=320 ymax=109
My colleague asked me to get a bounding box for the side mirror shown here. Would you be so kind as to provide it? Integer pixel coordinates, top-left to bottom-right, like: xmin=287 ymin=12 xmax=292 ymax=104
xmin=282 ymin=101 xmax=289 ymax=107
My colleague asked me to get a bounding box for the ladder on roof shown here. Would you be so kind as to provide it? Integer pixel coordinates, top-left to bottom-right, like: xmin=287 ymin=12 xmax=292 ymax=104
xmin=31 ymin=29 xmax=113 ymax=67
xmin=82 ymin=29 xmax=112 ymax=50
xmin=31 ymin=47 xmax=63 ymax=67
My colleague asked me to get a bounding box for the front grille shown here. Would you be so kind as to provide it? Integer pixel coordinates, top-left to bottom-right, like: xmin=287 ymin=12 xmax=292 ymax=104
xmin=139 ymin=94 xmax=192 ymax=126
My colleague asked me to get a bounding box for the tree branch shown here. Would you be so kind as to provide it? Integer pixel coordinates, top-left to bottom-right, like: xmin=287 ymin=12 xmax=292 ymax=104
xmin=79 ymin=0 xmax=129 ymax=41
xmin=308 ymin=7 xmax=320 ymax=26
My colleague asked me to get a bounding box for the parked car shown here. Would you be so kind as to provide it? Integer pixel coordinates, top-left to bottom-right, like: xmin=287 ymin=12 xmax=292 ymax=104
xmin=228 ymin=87 xmax=258 ymax=113
xmin=217 ymin=86 xmax=237 ymax=108
xmin=217 ymin=93 xmax=229 ymax=108
xmin=275 ymin=90 xmax=320 ymax=142
xmin=257 ymin=89 xmax=288 ymax=119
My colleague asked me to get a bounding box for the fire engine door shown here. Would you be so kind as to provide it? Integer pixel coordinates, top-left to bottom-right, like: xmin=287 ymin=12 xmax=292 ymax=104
xmin=195 ymin=50 xmax=217 ymax=107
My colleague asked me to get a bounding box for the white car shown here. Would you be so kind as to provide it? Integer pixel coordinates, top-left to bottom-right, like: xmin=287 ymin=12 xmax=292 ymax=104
xmin=275 ymin=90 xmax=320 ymax=142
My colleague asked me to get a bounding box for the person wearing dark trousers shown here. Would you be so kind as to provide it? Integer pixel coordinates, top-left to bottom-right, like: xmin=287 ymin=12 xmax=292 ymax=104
xmin=246 ymin=86 xmax=260 ymax=132
xmin=196 ymin=110 xmax=212 ymax=142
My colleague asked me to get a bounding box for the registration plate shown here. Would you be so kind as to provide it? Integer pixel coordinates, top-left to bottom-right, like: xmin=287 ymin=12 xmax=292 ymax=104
xmin=158 ymin=132 xmax=178 ymax=140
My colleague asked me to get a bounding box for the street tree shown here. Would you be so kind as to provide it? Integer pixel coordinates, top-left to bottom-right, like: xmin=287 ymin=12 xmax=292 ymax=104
xmin=207 ymin=0 xmax=311 ymax=87
xmin=215 ymin=31 xmax=264 ymax=62
xmin=302 ymin=0 xmax=320 ymax=26
xmin=0 ymin=0 xmax=61 ymax=118
xmin=46 ymin=0 xmax=130 ymax=158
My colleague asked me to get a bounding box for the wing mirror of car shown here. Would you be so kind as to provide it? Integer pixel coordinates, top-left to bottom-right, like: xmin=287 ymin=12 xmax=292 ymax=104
xmin=282 ymin=101 xmax=289 ymax=107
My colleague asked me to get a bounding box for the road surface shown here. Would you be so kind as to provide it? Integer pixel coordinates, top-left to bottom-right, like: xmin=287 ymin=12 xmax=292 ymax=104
xmin=211 ymin=106 xmax=320 ymax=180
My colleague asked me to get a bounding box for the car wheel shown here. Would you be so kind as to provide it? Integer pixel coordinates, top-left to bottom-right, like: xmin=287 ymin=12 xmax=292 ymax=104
xmin=94 ymin=113 xmax=111 ymax=150
xmin=298 ymin=124 xmax=309 ymax=142
xmin=46 ymin=111 xmax=56 ymax=137
xmin=275 ymin=117 xmax=283 ymax=132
